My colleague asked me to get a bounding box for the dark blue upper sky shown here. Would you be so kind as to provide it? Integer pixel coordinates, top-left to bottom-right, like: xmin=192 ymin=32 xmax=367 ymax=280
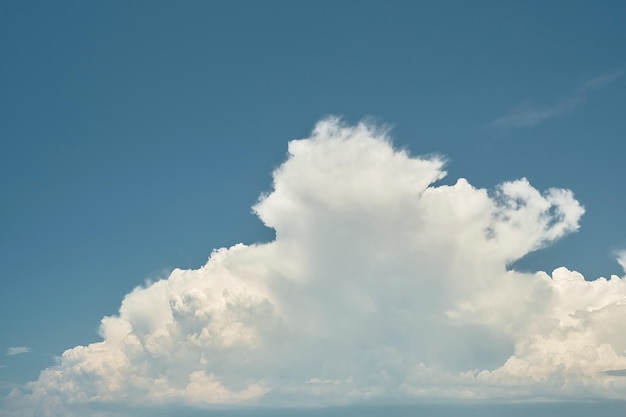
xmin=1 ymin=0 xmax=625 ymax=397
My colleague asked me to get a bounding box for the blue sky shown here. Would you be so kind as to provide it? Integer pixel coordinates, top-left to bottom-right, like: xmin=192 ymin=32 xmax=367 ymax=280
xmin=1 ymin=1 xmax=626 ymax=415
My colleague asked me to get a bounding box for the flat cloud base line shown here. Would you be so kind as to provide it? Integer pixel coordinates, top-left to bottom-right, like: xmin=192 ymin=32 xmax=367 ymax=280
xmin=3 ymin=118 xmax=626 ymax=416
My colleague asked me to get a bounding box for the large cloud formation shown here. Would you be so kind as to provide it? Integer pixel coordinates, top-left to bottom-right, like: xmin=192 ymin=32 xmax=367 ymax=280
xmin=3 ymin=118 xmax=626 ymax=416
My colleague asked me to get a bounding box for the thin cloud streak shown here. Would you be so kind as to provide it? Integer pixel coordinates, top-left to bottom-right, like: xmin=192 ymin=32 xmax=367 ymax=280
xmin=617 ymin=250 xmax=626 ymax=273
xmin=579 ymin=71 xmax=624 ymax=93
xmin=490 ymin=71 xmax=623 ymax=129
xmin=5 ymin=347 xmax=31 ymax=357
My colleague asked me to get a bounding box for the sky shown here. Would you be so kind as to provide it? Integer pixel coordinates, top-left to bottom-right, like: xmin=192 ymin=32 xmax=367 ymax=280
xmin=1 ymin=1 xmax=626 ymax=416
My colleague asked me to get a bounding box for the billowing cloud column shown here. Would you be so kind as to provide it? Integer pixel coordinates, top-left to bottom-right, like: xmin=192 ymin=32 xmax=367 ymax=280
xmin=3 ymin=118 xmax=626 ymax=416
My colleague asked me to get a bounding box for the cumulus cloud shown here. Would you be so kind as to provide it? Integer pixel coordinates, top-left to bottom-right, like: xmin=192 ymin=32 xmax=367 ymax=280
xmin=3 ymin=118 xmax=626 ymax=416
xmin=490 ymin=71 xmax=623 ymax=129
xmin=5 ymin=348 xmax=31 ymax=357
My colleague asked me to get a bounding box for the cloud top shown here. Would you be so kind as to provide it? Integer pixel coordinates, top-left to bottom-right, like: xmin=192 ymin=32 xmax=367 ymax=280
xmin=3 ymin=118 xmax=626 ymax=416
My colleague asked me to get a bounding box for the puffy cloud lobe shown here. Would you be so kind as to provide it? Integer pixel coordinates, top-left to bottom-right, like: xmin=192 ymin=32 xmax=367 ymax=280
xmin=3 ymin=118 xmax=626 ymax=415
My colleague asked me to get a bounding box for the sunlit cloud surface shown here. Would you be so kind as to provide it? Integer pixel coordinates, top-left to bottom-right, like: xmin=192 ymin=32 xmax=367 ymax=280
xmin=3 ymin=119 xmax=626 ymax=416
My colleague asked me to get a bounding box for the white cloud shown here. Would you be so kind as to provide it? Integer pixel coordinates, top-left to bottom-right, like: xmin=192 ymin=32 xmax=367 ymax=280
xmin=490 ymin=71 xmax=623 ymax=129
xmin=3 ymin=118 xmax=626 ymax=416
xmin=5 ymin=348 xmax=31 ymax=357
xmin=617 ymin=250 xmax=626 ymax=274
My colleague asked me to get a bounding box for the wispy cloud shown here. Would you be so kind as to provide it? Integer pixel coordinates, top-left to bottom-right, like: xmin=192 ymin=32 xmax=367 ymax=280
xmin=490 ymin=71 xmax=623 ymax=129
xmin=617 ymin=250 xmax=626 ymax=274
xmin=579 ymin=71 xmax=623 ymax=93
xmin=5 ymin=347 xmax=31 ymax=356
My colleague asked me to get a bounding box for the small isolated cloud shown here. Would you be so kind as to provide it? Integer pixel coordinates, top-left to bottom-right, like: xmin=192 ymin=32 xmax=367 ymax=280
xmin=617 ymin=250 xmax=626 ymax=274
xmin=490 ymin=71 xmax=623 ymax=129
xmin=3 ymin=118 xmax=626 ymax=417
xmin=5 ymin=347 xmax=31 ymax=357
